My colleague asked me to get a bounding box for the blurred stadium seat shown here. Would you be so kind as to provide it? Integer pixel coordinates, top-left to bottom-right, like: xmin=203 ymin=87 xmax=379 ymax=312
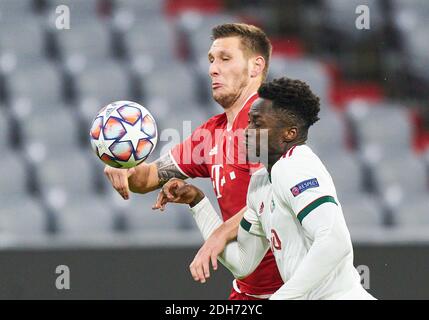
xmin=322 ymin=151 xmax=364 ymax=197
xmin=47 ymin=0 xmax=108 ymax=21
xmin=392 ymin=0 xmax=429 ymax=79
xmin=394 ymin=5 xmax=429 ymax=81
xmin=176 ymin=11 xmax=238 ymax=62
xmin=0 ymin=197 xmax=47 ymax=236
xmin=372 ymin=153 xmax=427 ymax=195
xmin=35 ymin=149 xmax=96 ymax=197
xmin=0 ymin=153 xmax=29 ymax=197
xmin=395 ymin=197 xmax=429 ymax=227
xmin=321 ymin=149 xmax=384 ymax=227
xmin=54 ymin=195 xmax=117 ymax=236
xmin=323 ymin=0 xmax=384 ymax=39
xmin=71 ymin=59 xmax=132 ymax=105
xmin=0 ymin=108 xmax=9 ymax=148
xmin=0 ymin=152 xmax=47 ymax=236
xmin=122 ymin=14 xmax=177 ymax=62
xmin=3 ymin=57 xmax=64 ymax=105
xmin=15 ymin=102 xmax=79 ymax=151
xmin=51 ymin=18 xmax=113 ymax=61
xmin=370 ymin=152 xmax=428 ymax=226
xmin=33 ymin=147 xmax=107 ymax=234
xmin=0 ymin=0 xmax=36 ymax=17
xmin=341 ymin=196 xmax=383 ymax=228
xmin=115 ymin=0 xmax=165 ymax=16
xmin=268 ymin=56 xmax=331 ymax=104
xmin=137 ymin=60 xmax=199 ymax=105
xmin=118 ymin=192 xmax=195 ymax=232
xmin=307 ymin=108 xmax=347 ymax=157
xmin=346 ymin=100 xmax=413 ymax=156
xmin=0 ymin=16 xmax=46 ymax=59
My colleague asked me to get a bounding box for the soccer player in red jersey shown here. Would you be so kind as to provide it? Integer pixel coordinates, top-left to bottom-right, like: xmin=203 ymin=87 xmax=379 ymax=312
xmin=104 ymin=23 xmax=283 ymax=299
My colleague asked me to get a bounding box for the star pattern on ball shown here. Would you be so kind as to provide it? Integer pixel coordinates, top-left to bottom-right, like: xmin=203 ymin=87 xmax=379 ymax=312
xmin=119 ymin=117 xmax=150 ymax=152
xmin=96 ymin=129 xmax=116 ymax=158
xmin=101 ymin=107 xmax=121 ymax=125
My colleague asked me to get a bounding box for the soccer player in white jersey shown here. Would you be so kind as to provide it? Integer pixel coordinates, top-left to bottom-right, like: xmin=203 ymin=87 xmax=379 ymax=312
xmin=154 ymin=77 xmax=376 ymax=300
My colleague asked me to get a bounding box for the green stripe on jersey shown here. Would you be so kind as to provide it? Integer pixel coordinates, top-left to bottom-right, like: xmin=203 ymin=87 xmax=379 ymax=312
xmin=240 ymin=218 xmax=252 ymax=232
xmin=297 ymin=196 xmax=338 ymax=224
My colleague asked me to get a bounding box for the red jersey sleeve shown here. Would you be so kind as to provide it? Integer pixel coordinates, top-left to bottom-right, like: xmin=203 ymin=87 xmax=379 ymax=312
xmin=170 ymin=122 xmax=213 ymax=178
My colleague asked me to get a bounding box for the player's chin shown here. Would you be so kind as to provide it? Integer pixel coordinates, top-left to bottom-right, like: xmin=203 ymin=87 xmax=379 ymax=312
xmin=212 ymin=88 xmax=227 ymax=100
xmin=212 ymin=90 xmax=220 ymax=100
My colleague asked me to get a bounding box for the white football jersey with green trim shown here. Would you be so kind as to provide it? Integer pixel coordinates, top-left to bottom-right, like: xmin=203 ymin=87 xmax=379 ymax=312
xmin=244 ymin=166 xmax=308 ymax=294
xmin=244 ymin=145 xmax=364 ymax=299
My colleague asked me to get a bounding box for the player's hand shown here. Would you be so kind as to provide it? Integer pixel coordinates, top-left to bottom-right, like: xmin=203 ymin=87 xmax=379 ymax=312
xmin=152 ymin=178 xmax=204 ymax=211
xmin=189 ymin=231 xmax=226 ymax=284
xmin=104 ymin=166 xmax=136 ymax=200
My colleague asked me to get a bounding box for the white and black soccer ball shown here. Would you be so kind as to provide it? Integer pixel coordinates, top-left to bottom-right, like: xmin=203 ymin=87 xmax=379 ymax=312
xmin=89 ymin=100 xmax=158 ymax=168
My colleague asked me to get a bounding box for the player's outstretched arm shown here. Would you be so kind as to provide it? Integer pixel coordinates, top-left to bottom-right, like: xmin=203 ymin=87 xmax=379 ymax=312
xmin=188 ymin=207 xmax=244 ymax=281
xmin=153 ymin=179 xmax=270 ymax=283
xmin=104 ymin=152 xmax=188 ymax=200
xmin=189 ymin=198 xmax=270 ymax=282
xmin=270 ymin=202 xmax=352 ymax=300
xmin=154 ymin=180 xmax=261 ymax=281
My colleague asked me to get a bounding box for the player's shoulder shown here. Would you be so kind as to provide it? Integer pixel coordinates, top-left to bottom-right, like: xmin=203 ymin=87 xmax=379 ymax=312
xmin=275 ymin=144 xmax=321 ymax=167
xmin=272 ymin=145 xmax=325 ymax=181
xmin=198 ymin=113 xmax=227 ymax=131
xmin=247 ymin=166 xmax=269 ymax=210
xmin=249 ymin=166 xmax=269 ymax=192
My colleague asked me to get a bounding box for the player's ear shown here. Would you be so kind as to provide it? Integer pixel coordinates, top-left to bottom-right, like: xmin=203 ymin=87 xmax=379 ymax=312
xmin=283 ymin=127 xmax=298 ymax=142
xmin=250 ymin=56 xmax=265 ymax=78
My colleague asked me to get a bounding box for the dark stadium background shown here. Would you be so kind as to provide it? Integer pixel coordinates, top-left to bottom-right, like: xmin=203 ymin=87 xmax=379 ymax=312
xmin=0 ymin=0 xmax=428 ymax=299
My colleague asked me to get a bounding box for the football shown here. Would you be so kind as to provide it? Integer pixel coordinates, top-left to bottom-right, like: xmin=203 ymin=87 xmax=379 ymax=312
xmin=89 ymin=100 xmax=158 ymax=168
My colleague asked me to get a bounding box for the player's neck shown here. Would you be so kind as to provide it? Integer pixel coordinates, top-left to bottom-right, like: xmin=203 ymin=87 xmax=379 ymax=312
xmin=267 ymin=140 xmax=306 ymax=174
xmin=267 ymin=153 xmax=283 ymax=175
xmin=225 ymin=84 xmax=259 ymax=126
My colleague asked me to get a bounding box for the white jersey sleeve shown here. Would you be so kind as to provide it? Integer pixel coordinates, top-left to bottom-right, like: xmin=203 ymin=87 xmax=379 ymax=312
xmin=271 ymin=148 xmax=339 ymax=225
xmin=189 ymin=196 xmax=223 ymax=241
xmin=190 ymin=197 xmax=270 ymax=279
xmin=241 ymin=173 xmax=265 ymax=237
xmin=269 ymin=201 xmax=353 ymax=299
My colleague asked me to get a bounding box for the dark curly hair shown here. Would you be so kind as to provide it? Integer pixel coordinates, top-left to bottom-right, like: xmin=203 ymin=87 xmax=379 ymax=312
xmin=258 ymin=77 xmax=320 ymax=138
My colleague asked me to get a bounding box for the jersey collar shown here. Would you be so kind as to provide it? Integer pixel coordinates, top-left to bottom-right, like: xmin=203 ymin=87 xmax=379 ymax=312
xmin=226 ymin=92 xmax=259 ymax=132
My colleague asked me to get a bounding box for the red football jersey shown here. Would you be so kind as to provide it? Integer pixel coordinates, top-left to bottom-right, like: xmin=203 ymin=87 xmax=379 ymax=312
xmin=171 ymin=93 xmax=284 ymax=296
